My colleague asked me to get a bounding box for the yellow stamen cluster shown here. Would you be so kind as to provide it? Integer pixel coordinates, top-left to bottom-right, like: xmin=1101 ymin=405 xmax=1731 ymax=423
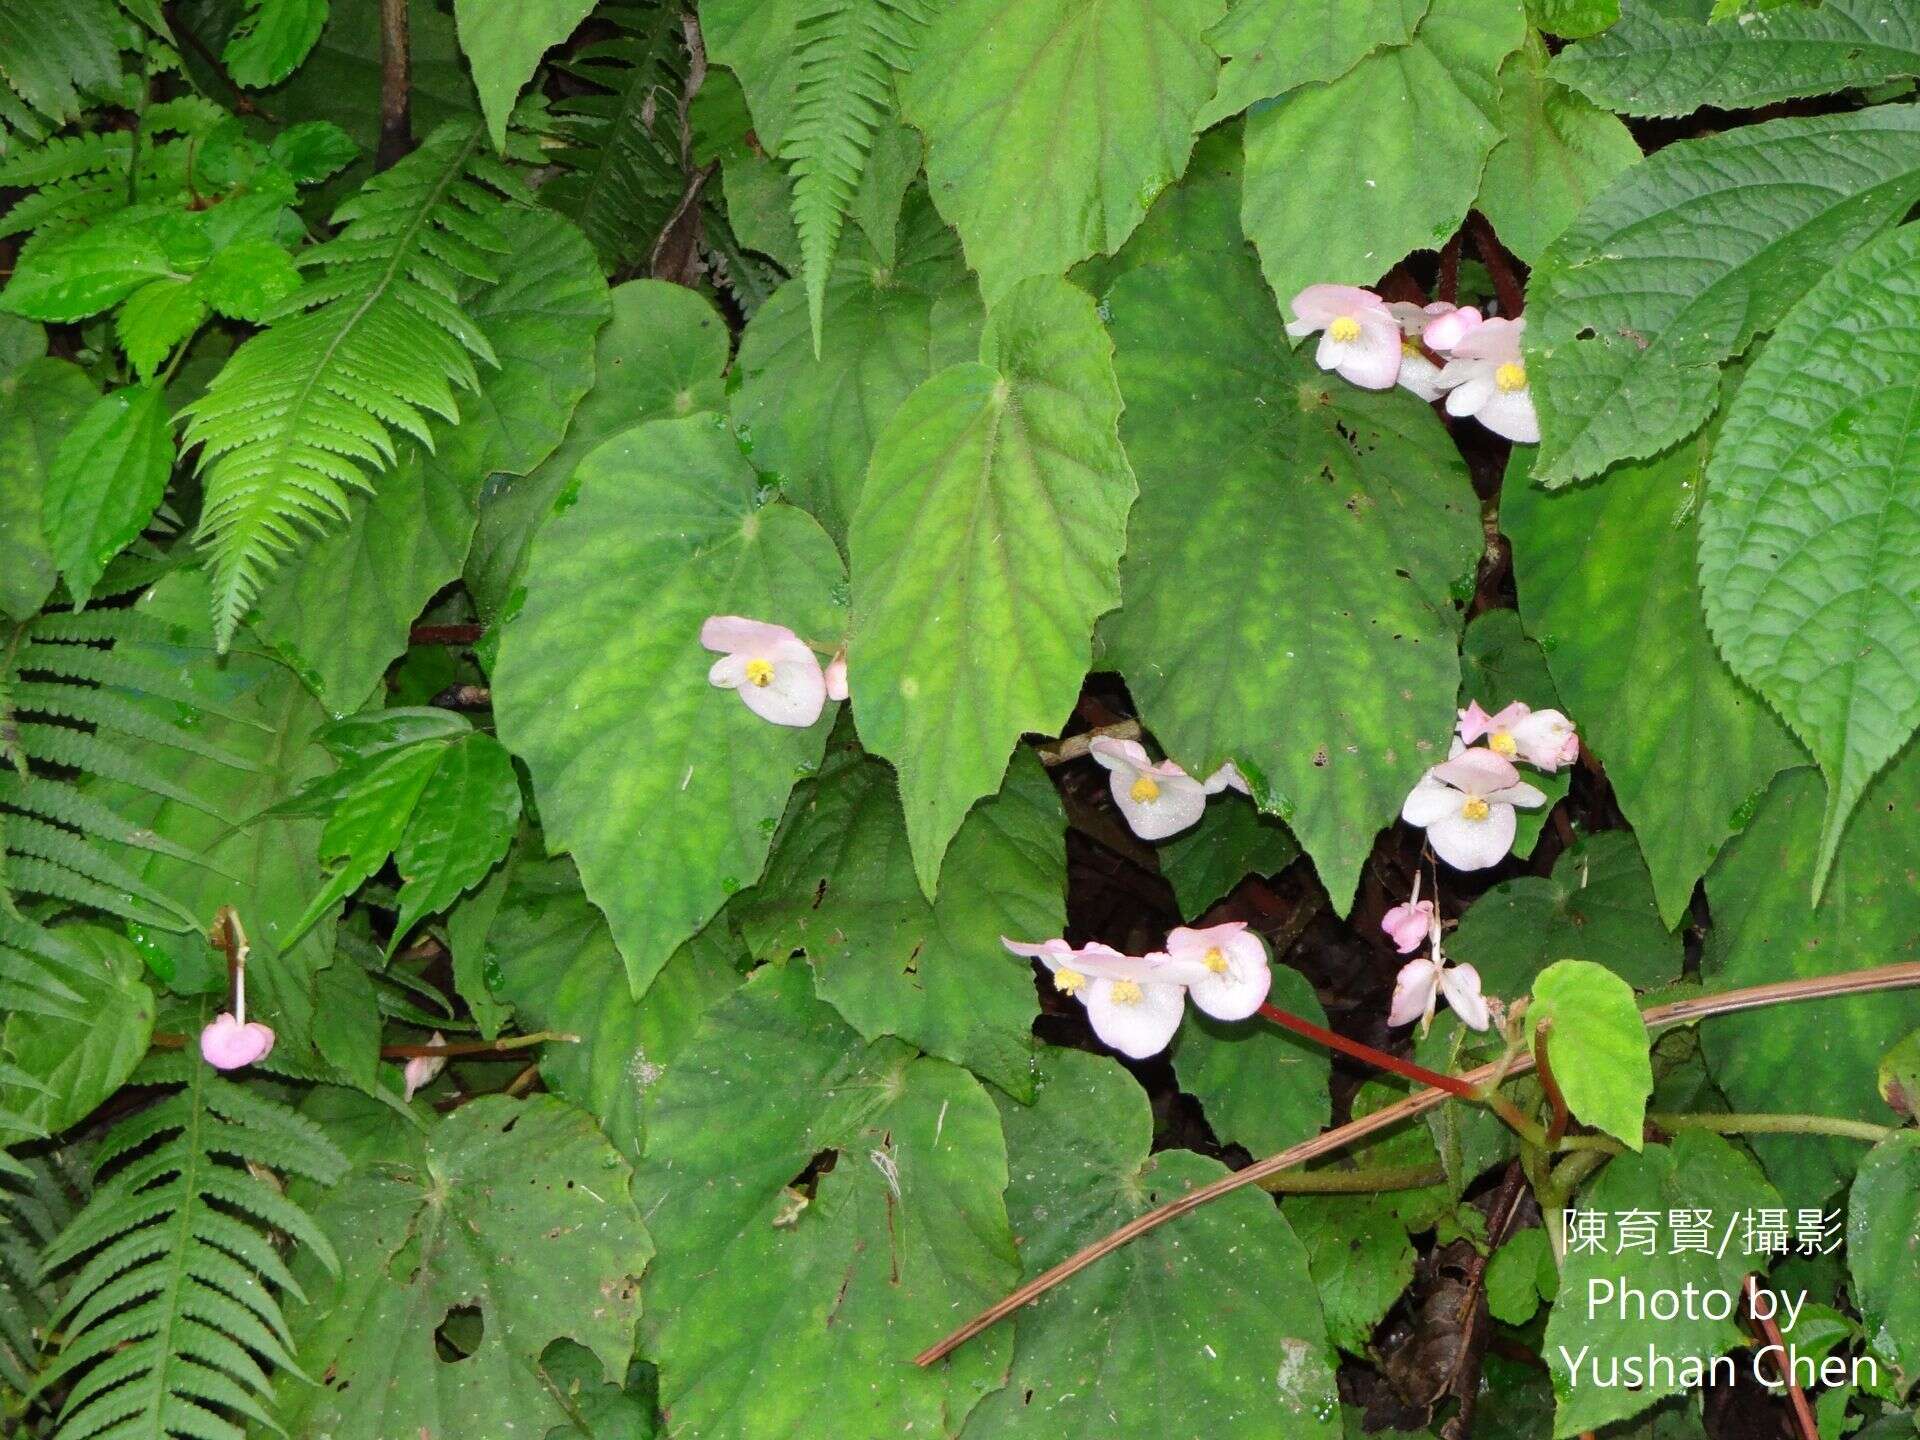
xmin=1495 ymin=362 xmax=1527 ymax=393
xmin=1109 ymin=978 xmax=1145 ymax=1006
xmin=1053 ymin=967 xmax=1086 ymax=996
xmin=1328 ymin=316 xmax=1363 ymax=343
xmin=1461 ymin=796 xmax=1491 ymax=822
xmin=744 ymin=658 xmax=776 ymax=687
xmin=1488 ymin=730 xmax=1517 ymax=758
xmin=1203 ymin=947 xmax=1228 ymax=975
xmin=1130 ymin=774 xmax=1161 ymax=804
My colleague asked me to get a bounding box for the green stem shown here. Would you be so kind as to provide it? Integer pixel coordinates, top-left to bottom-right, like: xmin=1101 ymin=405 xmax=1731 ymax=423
xmin=1653 ymin=1111 xmax=1897 ymax=1144
xmin=1255 ymin=1163 xmax=1444 ymax=1196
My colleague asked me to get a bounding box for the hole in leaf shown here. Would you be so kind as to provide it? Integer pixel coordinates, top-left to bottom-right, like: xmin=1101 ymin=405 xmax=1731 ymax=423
xmin=435 ymin=1304 xmax=484 ymax=1363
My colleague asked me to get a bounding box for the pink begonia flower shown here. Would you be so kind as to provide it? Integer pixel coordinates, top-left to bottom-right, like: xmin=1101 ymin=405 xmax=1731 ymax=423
xmin=1161 ymin=922 xmax=1272 ymax=1021
xmin=824 ymin=649 xmax=849 ymax=702
xmin=1286 ymin=285 xmax=1402 ymax=390
xmin=1203 ymin=761 xmax=1251 ymax=796
xmin=403 ymin=1032 xmax=448 ymax=1102
xmin=1401 ymin=747 xmax=1546 ymax=871
xmin=1435 ymin=316 xmax=1539 ymax=443
xmin=701 ymin=615 xmax=826 ymax=727
xmin=1004 ymin=937 xmax=1191 ymax=1058
xmin=1419 ymin=304 xmax=1483 ymax=354
xmin=1389 ymin=954 xmax=1490 ymax=1032
xmin=1458 ymin=700 xmax=1579 ymax=772
xmin=1381 ymin=872 xmax=1439 ymax=955
xmin=200 ymin=1012 xmax=275 ymax=1070
xmin=1090 ymin=737 xmax=1207 ymax=840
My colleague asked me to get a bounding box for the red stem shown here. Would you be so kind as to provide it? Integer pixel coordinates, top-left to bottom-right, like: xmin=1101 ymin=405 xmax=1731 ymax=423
xmin=1257 ymin=1002 xmax=1478 ymax=1100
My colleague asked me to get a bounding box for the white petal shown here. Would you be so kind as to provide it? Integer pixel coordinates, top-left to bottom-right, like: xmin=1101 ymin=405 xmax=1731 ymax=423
xmin=1444 ymin=372 xmax=1496 ymax=418
xmin=1401 ymin=773 xmax=1460 ymax=828
xmin=1397 ymin=351 xmax=1444 ymax=402
xmin=737 ymin=653 xmax=827 ymax=727
xmin=1440 ymin=964 xmax=1491 ymax=1031
xmin=1509 ymin=710 xmax=1573 ymax=770
xmin=824 ymin=653 xmax=849 ymax=701
xmin=1111 ymin=769 xmax=1208 ymax=840
xmin=1485 ymin=780 xmax=1547 ymax=809
xmin=1389 ymin=959 xmax=1441 ymax=1028
xmin=1089 ymin=736 xmax=1152 ymax=774
xmin=1475 ymin=385 xmax=1539 ymax=443
xmin=1449 ymin=315 xmax=1524 ymax=365
xmin=1083 ymin=978 xmax=1187 ymax=1059
xmin=708 ymin=653 xmax=751 ymax=690
xmin=1002 ymin=936 xmax=1073 ymax=963
xmin=1335 ymin=326 xmax=1402 ymax=389
xmin=1203 ymin=761 xmax=1251 ymax=796
xmin=1427 ymin=804 xmax=1517 ymax=871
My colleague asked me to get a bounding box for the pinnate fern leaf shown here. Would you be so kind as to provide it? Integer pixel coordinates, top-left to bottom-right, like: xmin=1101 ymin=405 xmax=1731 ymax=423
xmin=786 ymin=0 xmax=931 ymax=352
xmin=2 ymin=610 xmax=233 ymax=932
xmin=30 ymin=1050 xmax=346 ymax=1440
xmin=541 ymin=3 xmax=685 ymax=271
xmin=183 ymin=121 xmax=524 ymax=649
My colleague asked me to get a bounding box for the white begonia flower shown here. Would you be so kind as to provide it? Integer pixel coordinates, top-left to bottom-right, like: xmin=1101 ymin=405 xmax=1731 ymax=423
xmin=1161 ymin=922 xmax=1272 ymax=1021
xmin=1089 ymin=736 xmax=1207 ymax=840
xmin=403 ymin=1032 xmax=447 ymax=1101
xmin=1435 ymin=316 xmax=1539 ymax=443
xmin=1388 ymin=953 xmax=1490 ymax=1033
xmin=701 ymin=615 xmax=827 ymax=728
xmin=1287 ymin=284 xmax=1403 ymax=390
xmin=1401 ymin=746 xmax=1546 ymax=871
xmin=1002 ymin=937 xmax=1192 ymax=1059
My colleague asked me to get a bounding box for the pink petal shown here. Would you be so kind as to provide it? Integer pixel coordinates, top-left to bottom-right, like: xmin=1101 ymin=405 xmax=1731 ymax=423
xmin=200 ymin=1013 xmax=275 ymax=1070
xmin=1510 ymin=709 xmax=1576 ymax=771
xmin=1432 ymin=747 xmax=1521 ymax=794
xmin=700 ymin=615 xmax=801 ymax=655
xmin=1449 ymin=315 xmax=1524 ymax=365
xmin=824 ymin=651 xmax=849 ymax=702
xmin=1289 ymin=283 xmax=1388 ymax=329
xmin=1456 ymin=700 xmax=1494 ymax=744
xmin=404 ymin=1032 xmax=447 ymax=1101
xmin=1421 ymin=306 xmax=1483 ymax=352
xmin=1088 ymin=736 xmax=1152 ymax=775
xmin=1381 ymin=900 xmax=1436 ymax=955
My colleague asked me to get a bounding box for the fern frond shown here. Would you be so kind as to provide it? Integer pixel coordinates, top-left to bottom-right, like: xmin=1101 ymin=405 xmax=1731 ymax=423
xmin=785 ymin=0 xmax=931 ymax=353
xmin=1 ymin=611 xmax=228 ymax=931
xmin=182 ymin=121 xmax=523 ymax=649
xmin=0 ymin=95 xmax=228 ymax=239
xmin=2 ymin=1148 xmax=89 ymax=1404
xmin=30 ymin=1052 xmax=345 ymax=1440
xmin=542 ymin=4 xmax=684 ymax=272
xmin=0 ymin=0 xmax=122 ymax=159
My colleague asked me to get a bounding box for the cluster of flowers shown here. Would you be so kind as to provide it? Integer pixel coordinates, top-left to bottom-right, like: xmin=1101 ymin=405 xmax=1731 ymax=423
xmin=1002 ymin=921 xmax=1272 ymax=1059
xmin=1287 ymin=285 xmax=1538 ymax=444
xmin=1400 ymin=700 xmax=1578 ymax=872
xmin=1381 ymin=699 xmax=1579 ymax=1032
xmin=702 ymin=615 xmax=847 ymax=728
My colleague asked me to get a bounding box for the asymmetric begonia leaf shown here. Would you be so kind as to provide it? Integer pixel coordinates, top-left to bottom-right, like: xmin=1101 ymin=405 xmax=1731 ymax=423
xmin=1100 ymin=151 xmax=1480 ymax=912
xmin=42 ymin=383 xmax=171 ymax=609
xmin=281 ymin=1095 xmax=650 ymax=1440
xmin=1171 ymin=964 xmax=1330 ymax=1156
xmin=1157 ymin=789 xmax=1301 ymax=918
xmin=494 ymin=417 xmax=846 ymax=996
xmin=731 ymin=191 xmax=981 ymax=539
xmin=848 ymin=276 xmax=1134 ymax=896
xmin=1545 ymin=1132 xmax=1779 ymax=1436
xmin=468 ymin=278 xmax=729 ymax=620
xmin=1198 ymin=0 xmax=1428 ymax=127
xmin=1447 ymin=831 xmax=1680 ymax=997
xmin=454 ymin=0 xmax=595 ymax=150
xmin=1241 ymin=0 xmax=1524 ymax=308
xmin=636 ymin=962 xmax=1019 ymax=1439
xmin=1525 ymin=106 xmax=1920 ymax=486
xmin=1848 ymin=1132 xmax=1920 ymax=1392
xmin=1699 ymin=223 xmax=1920 ymax=893
xmin=1477 ymin=32 xmax=1640 ymax=264
xmin=454 ymin=851 xmax=742 ymax=1160
xmin=0 ymin=925 xmax=152 ymax=1135
xmin=1552 ymin=0 xmax=1920 ymax=119
xmin=965 ymin=1046 xmax=1342 ymax=1440
xmin=1527 ymin=959 xmax=1652 ymax=1149
xmin=738 ymin=739 xmax=1062 ymax=1100
xmin=1701 ymin=762 xmax=1920 ymax=1205
xmin=1284 ymin=1193 xmax=1416 ymax=1355
xmin=902 ymin=0 xmax=1224 ymax=299
xmin=0 ymin=356 xmax=94 ymax=620
xmin=1504 ymin=439 xmax=1803 ymax=927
